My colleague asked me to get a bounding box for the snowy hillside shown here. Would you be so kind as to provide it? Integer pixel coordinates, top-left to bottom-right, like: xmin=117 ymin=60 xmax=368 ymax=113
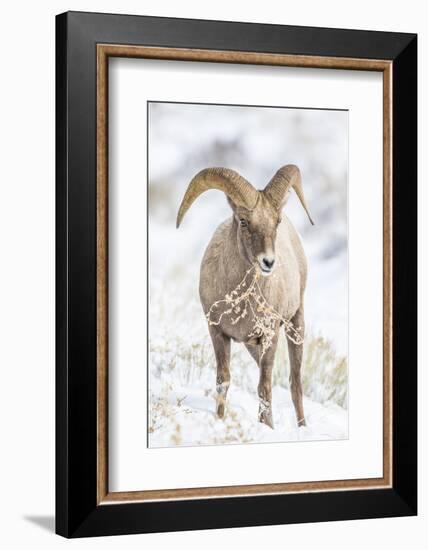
xmin=148 ymin=102 xmax=348 ymax=447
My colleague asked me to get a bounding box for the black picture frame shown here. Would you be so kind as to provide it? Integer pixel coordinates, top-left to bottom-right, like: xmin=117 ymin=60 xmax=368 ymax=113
xmin=56 ymin=11 xmax=417 ymax=538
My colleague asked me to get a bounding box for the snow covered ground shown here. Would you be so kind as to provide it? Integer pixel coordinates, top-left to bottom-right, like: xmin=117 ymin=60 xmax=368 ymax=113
xmin=148 ymin=252 xmax=348 ymax=448
xmin=148 ymin=102 xmax=348 ymax=448
xmin=149 ymin=351 xmax=347 ymax=448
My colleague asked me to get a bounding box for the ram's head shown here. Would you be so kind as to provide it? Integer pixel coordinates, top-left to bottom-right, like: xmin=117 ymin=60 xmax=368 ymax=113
xmin=177 ymin=165 xmax=314 ymax=276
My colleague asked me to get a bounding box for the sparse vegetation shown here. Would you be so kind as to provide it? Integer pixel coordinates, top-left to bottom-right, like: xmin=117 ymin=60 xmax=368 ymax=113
xmin=149 ymin=308 xmax=348 ymax=447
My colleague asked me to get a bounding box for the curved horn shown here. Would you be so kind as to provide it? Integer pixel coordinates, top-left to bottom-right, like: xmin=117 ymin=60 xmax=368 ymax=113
xmin=176 ymin=168 xmax=259 ymax=228
xmin=264 ymin=164 xmax=314 ymax=225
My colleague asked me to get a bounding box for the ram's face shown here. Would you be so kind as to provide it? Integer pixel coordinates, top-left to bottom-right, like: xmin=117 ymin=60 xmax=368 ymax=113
xmin=234 ymin=194 xmax=281 ymax=276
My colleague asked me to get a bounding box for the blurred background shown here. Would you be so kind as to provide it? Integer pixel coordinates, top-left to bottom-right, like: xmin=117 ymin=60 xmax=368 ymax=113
xmin=148 ymin=102 xmax=348 ymax=447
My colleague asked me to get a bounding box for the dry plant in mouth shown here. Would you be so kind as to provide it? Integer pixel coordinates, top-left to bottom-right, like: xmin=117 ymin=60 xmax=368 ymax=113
xmin=206 ymin=265 xmax=304 ymax=358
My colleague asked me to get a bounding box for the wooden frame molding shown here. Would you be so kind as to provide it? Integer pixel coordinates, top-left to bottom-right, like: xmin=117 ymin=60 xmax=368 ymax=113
xmin=96 ymin=43 xmax=393 ymax=505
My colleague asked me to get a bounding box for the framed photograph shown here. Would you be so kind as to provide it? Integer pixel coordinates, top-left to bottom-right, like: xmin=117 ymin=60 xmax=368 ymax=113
xmin=56 ymin=11 xmax=417 ymax=537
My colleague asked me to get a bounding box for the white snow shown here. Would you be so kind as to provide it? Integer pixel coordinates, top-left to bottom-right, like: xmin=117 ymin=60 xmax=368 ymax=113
xmin=149 ymin=347 xmax=347 ymax=448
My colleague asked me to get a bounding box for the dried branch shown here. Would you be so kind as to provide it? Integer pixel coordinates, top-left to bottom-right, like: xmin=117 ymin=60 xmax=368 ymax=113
xmin=206 ymin=265 xmax=303 ymax=357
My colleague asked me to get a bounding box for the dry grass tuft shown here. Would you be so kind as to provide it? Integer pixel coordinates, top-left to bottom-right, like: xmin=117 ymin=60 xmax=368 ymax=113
xmin=273 ymin=331 xmax=348 ymax=408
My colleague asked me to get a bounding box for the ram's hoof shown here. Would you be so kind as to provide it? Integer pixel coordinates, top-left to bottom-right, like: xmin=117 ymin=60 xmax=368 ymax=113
xmin=216 ymin=401 xmax=225 ymax=418
xmin=259 ymin=406 xmax=274 ymax=429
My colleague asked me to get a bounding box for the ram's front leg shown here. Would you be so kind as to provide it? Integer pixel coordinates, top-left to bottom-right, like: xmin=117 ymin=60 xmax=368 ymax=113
xmin=209 ymin=326 xmax=231 ymax=418
xmin=257 ymin=335 xmax=278 ymax=429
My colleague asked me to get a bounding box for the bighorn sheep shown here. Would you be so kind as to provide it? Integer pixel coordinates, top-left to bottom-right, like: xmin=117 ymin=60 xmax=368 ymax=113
xmin=177 ymin=165 xmax=313 ymax=429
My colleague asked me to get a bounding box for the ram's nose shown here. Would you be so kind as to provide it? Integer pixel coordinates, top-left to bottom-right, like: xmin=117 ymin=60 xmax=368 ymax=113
xmin=258 ymin=255 xmax=276 ymax=275
xmin=262 ymin=257 xmax=275 ymax=270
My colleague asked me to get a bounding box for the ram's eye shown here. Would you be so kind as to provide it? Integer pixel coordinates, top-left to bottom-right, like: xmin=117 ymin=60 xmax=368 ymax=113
xmin=239 ymin=219 xmax=248 ymax=228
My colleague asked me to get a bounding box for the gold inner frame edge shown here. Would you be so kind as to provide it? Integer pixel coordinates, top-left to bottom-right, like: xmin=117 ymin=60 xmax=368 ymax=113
xmin=96 ymin=44 xmax=393 ymax=505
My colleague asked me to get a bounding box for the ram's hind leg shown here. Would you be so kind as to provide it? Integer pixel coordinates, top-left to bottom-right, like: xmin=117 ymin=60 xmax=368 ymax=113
xmin=286 ymin=307 xmax=306 ymax=427
xmin=209 ymin=326 xmax=231 ymax=419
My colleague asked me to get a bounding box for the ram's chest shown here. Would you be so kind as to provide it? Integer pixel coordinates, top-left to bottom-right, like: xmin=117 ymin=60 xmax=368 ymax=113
xmin=204 ymin=269 xmax=300 ymax=345
xmin=216 ymin=308 xmax=282 ymax=345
